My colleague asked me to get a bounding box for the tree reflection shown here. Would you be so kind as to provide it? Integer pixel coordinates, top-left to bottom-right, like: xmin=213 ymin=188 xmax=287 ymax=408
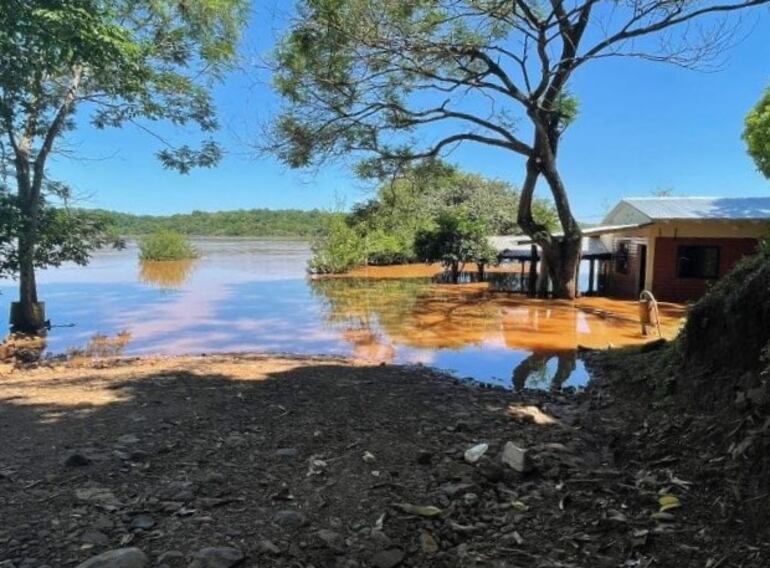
xmin=308 ymin=277 xmax=501 ymax=350
xmin=139 ymin=260 xmax=197 ymax=290
xmin=511 ymin=351 xmax=577 ymax=391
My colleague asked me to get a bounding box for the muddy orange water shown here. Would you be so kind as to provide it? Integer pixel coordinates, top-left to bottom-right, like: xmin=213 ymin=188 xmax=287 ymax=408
xmin=0 ymin=239 xmax=686 ymax=389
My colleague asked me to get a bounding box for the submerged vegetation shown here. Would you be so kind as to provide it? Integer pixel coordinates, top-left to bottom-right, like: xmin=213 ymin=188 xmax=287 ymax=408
xmin=309 ymin=162 xmax=557 ymax=274
xmin=139 ymin=230 xmax=198 ymax=262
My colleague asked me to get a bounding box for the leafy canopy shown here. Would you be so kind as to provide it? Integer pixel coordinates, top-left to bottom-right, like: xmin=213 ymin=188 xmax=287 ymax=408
xmin=744 ymin=87 xmax=770 ymax=179
xmin=414 ymin=208 xmax=498 ymax=272
xmin=308 ymin=162 xmax=553 ymax=273
xmin=0 ymin=0 xmax=248 ymax=174
xmin=0 ymin=183 xmax=122 ymax=280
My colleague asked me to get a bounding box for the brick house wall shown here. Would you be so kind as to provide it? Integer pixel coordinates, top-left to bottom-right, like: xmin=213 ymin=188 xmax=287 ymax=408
xmin=651 ymin=237 xmax=758 ymax=302
xmin=606 ymin=238 xmax=648 ymax=299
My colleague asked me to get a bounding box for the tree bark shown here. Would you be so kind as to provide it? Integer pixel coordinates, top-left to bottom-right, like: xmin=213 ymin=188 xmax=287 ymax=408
xmin=536 ymin=251 xmax=550 ymax=297
xmin=517 ymin=133 xmax=583 ymax=299
xmin=11 ymin=160 xmax=45 ymax=333
xmin=450 ymin=261 xmax=460 ymax=284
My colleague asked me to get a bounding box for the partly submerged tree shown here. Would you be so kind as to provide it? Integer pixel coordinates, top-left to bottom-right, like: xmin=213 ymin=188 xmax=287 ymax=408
xmin=269 ymin=0 xmax=770 ymax=298
xmin=0 ymin=0 xmax=247 ymax=331
xmin=744 ymin=86 xmax=770 ymax=178
xmin=415 ymin=208 xmax=498 ymax=284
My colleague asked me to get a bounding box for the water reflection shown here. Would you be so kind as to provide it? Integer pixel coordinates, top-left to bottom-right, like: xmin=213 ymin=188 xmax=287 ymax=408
xmin=139 ymin=260 xmax=198 ymax=290
xmin=511 ymin=351 xmax=577 ymax=391
xmin=0 ymin=239 xmax=687 ymax=389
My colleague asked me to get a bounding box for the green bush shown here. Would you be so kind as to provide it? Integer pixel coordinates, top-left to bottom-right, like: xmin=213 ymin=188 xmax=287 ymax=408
xmin=308 ymin=215 xmax=366 ymax=274
xmin=138 ymin=230 xmax=198 ymax=261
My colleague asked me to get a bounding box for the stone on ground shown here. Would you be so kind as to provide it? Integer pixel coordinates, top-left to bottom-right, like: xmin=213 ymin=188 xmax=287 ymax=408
xmin=75 ymin=548 xmax=148 ymax=568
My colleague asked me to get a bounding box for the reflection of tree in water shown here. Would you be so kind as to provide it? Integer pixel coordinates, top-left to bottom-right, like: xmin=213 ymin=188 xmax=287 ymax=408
xmin=308 ymin=277 xmax=501 ymax=350
xmin=511 ymin=351 xmax=577 ymax=391
xmin=67 ymin=331 xmax=132 ymax=360
xmin=309 ymin=278 xmax=427 ymax=358
xmin=309 ymin=277 xmax=427 ymax=331
xmin=139 ymin=260 xmax=197 ymax=290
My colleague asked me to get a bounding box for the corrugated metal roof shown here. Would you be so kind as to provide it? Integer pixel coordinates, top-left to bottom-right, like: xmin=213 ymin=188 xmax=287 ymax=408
xmin=581 ymin=223 xmax=650 ymax=235
xmin=623 ymin=197 xmax=770 ymax=221
xmin=493 ymin=237 xmax=610 ymax=259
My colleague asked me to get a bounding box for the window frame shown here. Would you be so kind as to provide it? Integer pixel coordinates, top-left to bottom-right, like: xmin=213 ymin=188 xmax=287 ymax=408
xmin=676 ymin=245 xmax=720 ymax=280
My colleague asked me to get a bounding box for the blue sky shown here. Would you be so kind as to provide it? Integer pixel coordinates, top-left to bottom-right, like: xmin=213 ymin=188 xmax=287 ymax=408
xmin=49 ymin=3 xmax=770 ymax=223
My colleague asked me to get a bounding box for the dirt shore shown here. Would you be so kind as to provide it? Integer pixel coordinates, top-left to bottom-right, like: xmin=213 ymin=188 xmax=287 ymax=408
xmin=0 ymin=353 xmax=764 ymax=567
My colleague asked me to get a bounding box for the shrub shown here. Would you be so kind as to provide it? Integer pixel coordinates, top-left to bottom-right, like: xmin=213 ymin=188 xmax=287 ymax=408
xmin=138 ymin=230 xmax=198 ymax=261
xmin=308 ymin=215 xmax=366 ymax=274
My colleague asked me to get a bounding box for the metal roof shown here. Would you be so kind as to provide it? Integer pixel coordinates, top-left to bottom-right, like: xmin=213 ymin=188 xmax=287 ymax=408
xmin=493 ymin=236 xmax=610 ymax=260
xmin=621 ymin=197 xmax=770 ymax=221
xmin=580 ymin=223 xmax=650 ymax=235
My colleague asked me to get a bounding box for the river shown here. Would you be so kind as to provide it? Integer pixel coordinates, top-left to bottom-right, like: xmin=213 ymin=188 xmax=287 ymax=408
xmin=0 ymin=238 xmax=685 ymax=389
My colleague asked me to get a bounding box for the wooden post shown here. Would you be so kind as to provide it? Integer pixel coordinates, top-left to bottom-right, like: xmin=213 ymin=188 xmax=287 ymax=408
xmin=574 ymin=255 xmax=581 ymax=298
xmin=588 ymin=259 xmax=596 ymax=295
xmin=536 ymin=253 xmax=549 ymax=298
xmin=527 ymin=245 xmax=538 ymax=297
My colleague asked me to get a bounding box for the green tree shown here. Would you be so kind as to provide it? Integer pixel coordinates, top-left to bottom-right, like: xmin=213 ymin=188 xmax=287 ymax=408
xmin=415 ymin=208 xmax=498 ymax=284
xmin=0 ymin=181 xmax=120 ymax=281
xmin=0 ymin=0 xmax=247 ymax=331
xmin=353 ymin=161 xmax=556 ymax=264
xmin=744 ymin=87 xmax=770 ymax=178
xmin=269 ymin=0 xmax=767 ymax=299
xmin=308 ymin=214 xmax=366 ymax=274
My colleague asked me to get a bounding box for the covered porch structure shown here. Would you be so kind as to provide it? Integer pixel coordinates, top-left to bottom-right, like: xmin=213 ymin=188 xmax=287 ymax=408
xmin=488 ymin=225 xmax=641 ymax=296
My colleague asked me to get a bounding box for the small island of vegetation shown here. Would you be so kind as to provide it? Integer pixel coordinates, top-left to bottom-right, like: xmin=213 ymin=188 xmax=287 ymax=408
xmin=138 ymin=230 xmax=199 ymax=262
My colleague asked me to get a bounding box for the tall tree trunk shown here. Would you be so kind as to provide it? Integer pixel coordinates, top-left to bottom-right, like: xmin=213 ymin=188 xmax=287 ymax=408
xmin=536 ymin=251 xmax=550 ymax=297
xmin=10 ymin=159 xmax=45 ymax=333
xmin=450 ymin=261 xmax=459 ymax=284
xmin=517 ymin=120 xmax=583 ymax=300
xmin=14 ymin=228 xmax=43 ymax=333
xmin=544 ymin=237 xmax=581 ymax=300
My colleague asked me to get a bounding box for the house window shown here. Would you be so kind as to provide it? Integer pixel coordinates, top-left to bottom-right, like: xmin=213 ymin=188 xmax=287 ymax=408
xmin=677 ymin=246 xmax=720 ymax=279
xmin=615 ymin=241 xmax=630 ymax=274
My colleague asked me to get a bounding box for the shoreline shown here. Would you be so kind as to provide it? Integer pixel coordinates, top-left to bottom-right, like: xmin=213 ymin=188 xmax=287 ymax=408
xmin=1 ymin=348 xmax=763 ymax=566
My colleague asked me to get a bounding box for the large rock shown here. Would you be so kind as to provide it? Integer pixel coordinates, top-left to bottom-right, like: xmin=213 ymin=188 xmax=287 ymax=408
xmin=273 ymin=509 xmax=308 ymax=530
xmin=76 ymin=548 xmax=148 ymax=568
xmin=189 ymin=547 xmax=244 ymax=568
xmin=370 ymin=549 xmax=405 ymax=568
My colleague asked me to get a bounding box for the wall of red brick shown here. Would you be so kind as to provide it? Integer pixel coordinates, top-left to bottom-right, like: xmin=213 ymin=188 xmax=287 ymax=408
xmin=651 ymin=237 xmax=758 ymax=302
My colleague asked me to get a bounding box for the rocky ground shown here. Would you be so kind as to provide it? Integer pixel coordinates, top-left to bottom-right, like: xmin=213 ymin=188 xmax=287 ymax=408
xmin=0 ymin=352 xmax=767 ymax=567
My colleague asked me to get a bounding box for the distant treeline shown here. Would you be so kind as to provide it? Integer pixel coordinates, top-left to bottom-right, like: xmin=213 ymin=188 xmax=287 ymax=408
xmin=89 ymin=208 xmax=332 ymax=237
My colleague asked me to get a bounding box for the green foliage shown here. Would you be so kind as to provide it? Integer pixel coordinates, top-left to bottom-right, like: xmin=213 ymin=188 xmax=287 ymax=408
xmin=744 ymin=86 xmax=770 ymax=178
xmin=138 ymin=230 xmax=198 ymax=261
xmin=95 ymin=208 xmax=333 ymax=238
xmin=414 ymin=208 xmax=498 ymax=280
xmin=309 ymin=161 xmax=558 ymax=273
xmin=0 ymin=185 xmax=123 ymax=280
xmin=1 ymin=0 xmax=248 ymax=173
xmin=308 ymin=215 xmax=366 ymax=274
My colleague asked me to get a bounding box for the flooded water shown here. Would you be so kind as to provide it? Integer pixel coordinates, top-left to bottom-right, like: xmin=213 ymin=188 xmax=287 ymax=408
xmin=0 ymin=239 xmax=685 ymax=389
